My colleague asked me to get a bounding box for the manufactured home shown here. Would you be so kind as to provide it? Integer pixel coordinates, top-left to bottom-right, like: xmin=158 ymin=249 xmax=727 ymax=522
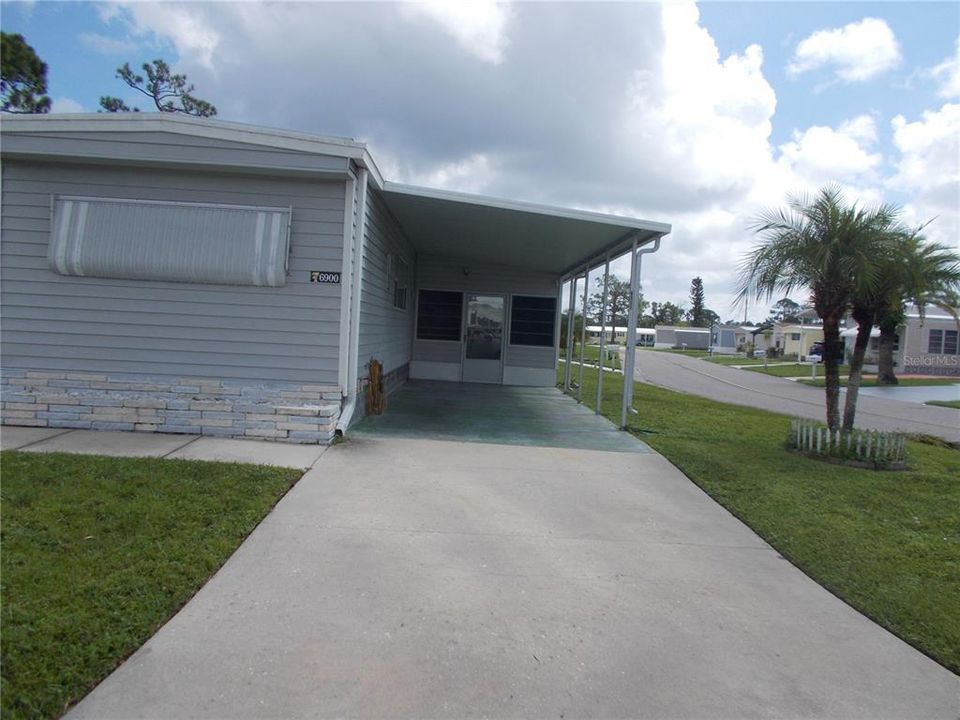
xmin=0 ymin=114 xmax=670 ymax=443
xmin=585 ymin=326 xmax=655 ymax=346
xmin=840 ymin=308 xmax=959 ymax=376
xmin=654 ymin=325 xmax=710 ymax=350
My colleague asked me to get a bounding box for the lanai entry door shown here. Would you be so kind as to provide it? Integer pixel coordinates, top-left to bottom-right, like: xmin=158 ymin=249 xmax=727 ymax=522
xmin=462 ymin=293 xmax=505 ymax=383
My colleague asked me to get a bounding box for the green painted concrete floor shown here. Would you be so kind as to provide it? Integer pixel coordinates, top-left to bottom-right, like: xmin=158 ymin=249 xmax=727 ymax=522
xmin=351 ymin=381 xmax=652 ymax=453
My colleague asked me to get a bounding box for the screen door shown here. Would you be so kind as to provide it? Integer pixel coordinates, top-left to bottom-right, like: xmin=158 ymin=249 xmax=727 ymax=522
xmin=461 ymin=294 xmax=504 ymax=383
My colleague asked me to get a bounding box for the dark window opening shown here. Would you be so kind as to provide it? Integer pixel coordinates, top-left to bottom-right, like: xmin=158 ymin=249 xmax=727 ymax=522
xmin=510 ymin=295 xmax=556 ymax=347
xmin=416 ymin=290 xmax=463 ymax=341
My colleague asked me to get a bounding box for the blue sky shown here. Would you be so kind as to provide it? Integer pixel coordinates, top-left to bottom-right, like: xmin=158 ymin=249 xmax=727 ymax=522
xmin=3 ymin=1 xmax=958 ymax=320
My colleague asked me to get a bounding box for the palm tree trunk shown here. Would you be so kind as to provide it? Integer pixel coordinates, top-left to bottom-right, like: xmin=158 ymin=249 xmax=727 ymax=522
xmin=876 ymin=324 xmax=899 ymax=385
xmin=843 ymin=319 xmax=874 ymax=432
xmin=821 ymin=314 xmax=843 ymax=431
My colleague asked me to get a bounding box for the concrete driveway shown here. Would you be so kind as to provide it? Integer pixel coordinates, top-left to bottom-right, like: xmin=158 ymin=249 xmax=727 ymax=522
xmin=630 ymin=350 xmax=959 ymax=442
xmin=67 ymin=436 xmax=957 ymax=719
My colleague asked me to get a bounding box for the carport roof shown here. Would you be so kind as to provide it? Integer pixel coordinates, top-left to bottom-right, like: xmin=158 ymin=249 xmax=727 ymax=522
xmin=381 ymin=182 xmax=670 ymax=277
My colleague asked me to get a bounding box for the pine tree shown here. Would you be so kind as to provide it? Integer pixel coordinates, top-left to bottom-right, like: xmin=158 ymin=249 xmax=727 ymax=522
xmin=1 ymin=33 xmax=51 ymax=113
xmin=100 ymin=59 xmax=216 ymax=117
xmin=688 ymin=277 xmax=707 ymax=327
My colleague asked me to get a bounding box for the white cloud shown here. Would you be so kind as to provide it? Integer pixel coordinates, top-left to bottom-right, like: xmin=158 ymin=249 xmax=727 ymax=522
xmin=930 ymin=37 xmax=960 ymax=99
xmin=403 ymin=1 xmax=513 ymax=64
xmin=888 ymin=104 xmax=960 ymax=244
xmin=111 ymin=3 xmax=220 ymax=69
xmin=777 ymin=114 xmax=882 ymax=184
xmin=788 ymin=18 xmax=901 ymax=82
xmin=50 ymin=97 xmax=86 ymax=113
xmin=79 ymin=32 xmax=136 ymax=55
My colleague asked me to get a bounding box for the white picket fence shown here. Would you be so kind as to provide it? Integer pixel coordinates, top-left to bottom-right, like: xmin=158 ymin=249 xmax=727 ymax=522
xmin=789 ymin=418 xmax=907 ymax=467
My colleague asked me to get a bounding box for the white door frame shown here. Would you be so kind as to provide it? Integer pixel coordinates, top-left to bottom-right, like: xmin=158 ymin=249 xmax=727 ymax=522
xmin=461 ymin=292 xmax=505 ymax=384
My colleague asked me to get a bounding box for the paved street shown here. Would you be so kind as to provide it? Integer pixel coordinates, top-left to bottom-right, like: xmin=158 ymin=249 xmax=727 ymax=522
xmin=629 ymin=350 xmax=959 ymax=442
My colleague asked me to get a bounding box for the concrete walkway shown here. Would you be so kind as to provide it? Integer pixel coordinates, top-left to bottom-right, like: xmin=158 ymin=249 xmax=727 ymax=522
xmin=630 ymin=350 xmax=959 ymax=442
xmin=0 ymin=426 xmax=325 ymax=469
xmin=66 ymin=435 xmax=958 ymax=719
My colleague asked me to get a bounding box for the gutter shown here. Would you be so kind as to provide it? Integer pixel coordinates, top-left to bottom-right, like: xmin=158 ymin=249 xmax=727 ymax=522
xmin=335 ymin=167 xmax=370 ymax=436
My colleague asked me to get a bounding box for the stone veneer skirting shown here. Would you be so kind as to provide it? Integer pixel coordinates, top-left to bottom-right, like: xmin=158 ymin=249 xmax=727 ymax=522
xmin=0 ymin=369 xmax=343 ymax=444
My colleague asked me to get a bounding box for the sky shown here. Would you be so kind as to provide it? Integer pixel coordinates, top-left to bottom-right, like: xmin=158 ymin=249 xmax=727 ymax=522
xmin=3 ymin=0 xmax=958 ymax=323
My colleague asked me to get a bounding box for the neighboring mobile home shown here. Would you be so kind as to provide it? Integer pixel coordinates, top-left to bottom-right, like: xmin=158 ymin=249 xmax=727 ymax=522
xmin=0 ymin=114 xmax=671 ymax=443
xmin=584 ymin=326 xmax=655 ymax=346
xmin=840 ymin=308 xmax=959 ymax=376
xmin=654 ymin=325 xmax=710 ymax=350
xmin=778 ymin=324 xmax=824 ymax=360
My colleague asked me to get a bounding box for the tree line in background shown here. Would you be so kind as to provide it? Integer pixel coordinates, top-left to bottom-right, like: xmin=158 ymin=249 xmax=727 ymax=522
xmin=1 ymin=32 xmax=216 ymax=116
xmin=738 ymin=185 xmax=959 ymax=433
xmin=579 ymin=275 xmax=719 ymax=343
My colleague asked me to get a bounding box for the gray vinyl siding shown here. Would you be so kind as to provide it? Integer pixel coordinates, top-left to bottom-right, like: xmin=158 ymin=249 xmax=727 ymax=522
xmin=357 ymin=188 xmax=416 ymax=375
xmin=1 ymin=130 xmax=350 ymax=176
xmin=0 ymin=160 xmax=346 ymax=384
xmin=413 ymin=255 xmax=557 ymax=369
xmin=655 ymin=327 xmax=678 ymax=346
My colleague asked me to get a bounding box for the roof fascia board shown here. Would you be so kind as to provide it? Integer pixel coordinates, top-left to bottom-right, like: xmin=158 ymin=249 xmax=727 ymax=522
xmin=358 ymin=148 xmax=385 ymax=190
xmin=0 ymin=113 xmax=367 ymax=162
xmin=0 ymin=148 xmax=352 ymax=181
xmin=383 ymin=181 xmax=672 ymax=235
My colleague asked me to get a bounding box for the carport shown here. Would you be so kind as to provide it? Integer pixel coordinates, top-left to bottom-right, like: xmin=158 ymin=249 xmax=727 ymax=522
xmin=351 ymin=380 xmax=652 ymax=452
xmin=363 ymin=182 xmax=671 ymax=431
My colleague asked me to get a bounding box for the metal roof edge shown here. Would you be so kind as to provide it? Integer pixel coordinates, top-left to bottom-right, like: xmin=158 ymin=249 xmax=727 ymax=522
xmin=0 ymin=112 xmax=368 ymax=159
xmin=383 ymin=181 xmax=672 ymax=234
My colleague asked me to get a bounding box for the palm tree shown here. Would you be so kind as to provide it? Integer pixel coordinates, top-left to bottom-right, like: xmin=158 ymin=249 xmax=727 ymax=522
xmin=737 ymin=186 xmax=901 ymax=431
xmin=873 ymin=238 xmax=960 ymax=385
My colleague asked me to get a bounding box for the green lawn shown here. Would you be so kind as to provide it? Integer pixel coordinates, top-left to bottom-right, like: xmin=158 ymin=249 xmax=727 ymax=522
xmin=645 ymin=347 xmax=713 ymax=358
xmin=562 ymin=365 xmax=960 ymax=674
xmin=703 ymin=355 xmax=769 ymax=366
xmin=926 ymin=399 xmax=960 ymax=409
xmin=798 ymin=377 xmax=958 ymax=387
xmin=0 ymin=452 xmax=302 ymax=720
xmin=744 ymin=363 xmax=849 ymax=378
xmin=560 ymin=343 xmax=621 ymax=369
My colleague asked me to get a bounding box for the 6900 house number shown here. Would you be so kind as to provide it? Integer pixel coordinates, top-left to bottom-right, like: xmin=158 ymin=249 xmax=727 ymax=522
xmin=310 ymin=271 xmax=341 ymax=284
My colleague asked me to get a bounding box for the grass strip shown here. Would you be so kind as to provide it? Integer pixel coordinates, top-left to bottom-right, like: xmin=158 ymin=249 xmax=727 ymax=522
xmin=926 ymin=399 xmax=960 ymax=409
xmin=563 ymin=365 xmax=960 ymax=674
xmin=0 ymin=451 xmax=302 ymax=720
xmin=797 ymin=377 xmax=958 ymax=387
xmin=744 ymin=363 xmax=849 ymax=378
xmin=560 ymin=343 xmax=621 ymax=369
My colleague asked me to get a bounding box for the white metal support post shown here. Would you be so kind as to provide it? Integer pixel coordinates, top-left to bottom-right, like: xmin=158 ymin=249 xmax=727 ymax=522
xmin=564 ymin=276 xmax=576 ymax=391
xmin=596 ymin=255 xmax=610 ymax=414
xmin=577 ymin=268 xmax=589 ymax=401
xmin=620 ymin=237 xmax=662 ymax=429
xmin=620 ymin=240 xmax=640 ymax=429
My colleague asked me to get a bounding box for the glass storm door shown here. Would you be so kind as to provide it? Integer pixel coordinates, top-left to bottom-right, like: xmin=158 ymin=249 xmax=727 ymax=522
xmin=462 ymin=294 xmax=505 ymax=383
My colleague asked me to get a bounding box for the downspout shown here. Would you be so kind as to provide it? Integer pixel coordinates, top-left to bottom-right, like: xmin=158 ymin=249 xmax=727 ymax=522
xmin=335 ymin=167 xmax=370 ymax=436
xmin=620 ymin=236 xmax=661 ymax=429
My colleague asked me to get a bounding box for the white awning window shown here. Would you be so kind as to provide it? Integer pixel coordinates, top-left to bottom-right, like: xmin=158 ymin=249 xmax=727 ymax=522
xmin=49 ymin=196 xmax=292 ymax=287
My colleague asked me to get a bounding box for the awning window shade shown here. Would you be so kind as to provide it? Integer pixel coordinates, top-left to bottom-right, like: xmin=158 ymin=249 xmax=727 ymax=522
xmin=49 ymin=196 xmax=292 ymax=287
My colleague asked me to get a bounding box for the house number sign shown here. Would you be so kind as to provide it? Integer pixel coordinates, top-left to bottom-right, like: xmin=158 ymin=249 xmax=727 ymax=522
xmin=310 ymin=271 xmax=341 ymax=284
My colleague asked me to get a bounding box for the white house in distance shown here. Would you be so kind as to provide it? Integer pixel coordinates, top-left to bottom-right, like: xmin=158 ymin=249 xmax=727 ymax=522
xmin=0 ymin=114 xmax=671 ymax=443
xmin=585 ymin=326 xmax=655 ymax=346
xmin=841 ymin=306 xmax=959 ymax=376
